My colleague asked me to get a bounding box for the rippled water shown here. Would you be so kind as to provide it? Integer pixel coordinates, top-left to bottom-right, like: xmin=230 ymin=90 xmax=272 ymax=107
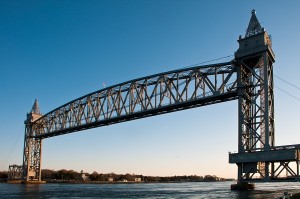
xmin=1 ymin=181 xmax=300 ymax=198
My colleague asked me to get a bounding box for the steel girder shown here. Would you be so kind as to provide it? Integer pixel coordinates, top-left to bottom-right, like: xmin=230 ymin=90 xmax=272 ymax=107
xmin=30 ymin=62 xmax=238 ymax=139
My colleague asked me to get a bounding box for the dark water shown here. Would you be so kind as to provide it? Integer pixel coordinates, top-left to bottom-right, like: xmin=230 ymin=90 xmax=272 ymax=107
xmin=1 ymin=181 xmax=300 ymax=199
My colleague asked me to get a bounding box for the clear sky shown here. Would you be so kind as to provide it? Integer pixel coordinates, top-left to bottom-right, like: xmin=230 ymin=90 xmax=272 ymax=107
xmin=1 ymin=0 xmax=300 ymax=179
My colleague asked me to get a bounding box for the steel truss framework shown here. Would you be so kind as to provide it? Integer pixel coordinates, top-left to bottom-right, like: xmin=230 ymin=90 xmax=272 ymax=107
xmin=21 ymin=11 xmax=300 ymax=183
xmin=8 ymin=165 xmax=22 ymax=180
xmin=32 ymin=62 xmax=238 ymax=139
xmin=237 ymin=55 xmax=275 ymax=152
xmin=235 ymin=48 xmax=278 ymax=181
xmin=22 ymin=51 xmax=300 ymax=182
xmin=22 ymin=44 xmax=300 ymax=182
xmin=22 ymin=112 xmax=42 ymax=181
xmin=23 ymin=61 xmax=238 ymax=181
xmin=230 ymin=19 xmax=300 ymax=181
xmin=231 ymin=144 xmax=300 ymax=182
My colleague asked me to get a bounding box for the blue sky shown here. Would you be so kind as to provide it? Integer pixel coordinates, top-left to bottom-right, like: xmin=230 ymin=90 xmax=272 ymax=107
xmin=1 ymin=0 xmax=300 ymax=178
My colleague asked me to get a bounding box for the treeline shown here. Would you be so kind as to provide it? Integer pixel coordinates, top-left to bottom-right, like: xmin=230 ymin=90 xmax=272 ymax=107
xmin=0 ymin=171 xmax=8 ymax=182
xmin=143 ymin=175 xmax=230 ymax=182
xmin=40 ymin=170 xmax=232 ymax=182
xmin=42 ymin=169 xmax=83 ymax=181
xmin=89 ymin=172 xmax=142 ymax=182
xmin=0 ymin=169 xmax=234 ymax=183
xmin=41 ymin=169 xmax=143 ymax=182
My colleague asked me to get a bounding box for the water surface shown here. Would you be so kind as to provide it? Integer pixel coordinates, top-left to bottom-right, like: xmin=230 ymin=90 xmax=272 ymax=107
xmin=1 ymin=181 xmax=300 ymax=198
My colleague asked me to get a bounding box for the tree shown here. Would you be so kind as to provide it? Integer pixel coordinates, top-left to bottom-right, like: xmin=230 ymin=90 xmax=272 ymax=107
xmin=89 ymin=171 xmax=98 ymax=181
xmin=0 ymin=171 xmax=8 ymax=179
xmin=41 ymin=169 xmax=55 ymax=180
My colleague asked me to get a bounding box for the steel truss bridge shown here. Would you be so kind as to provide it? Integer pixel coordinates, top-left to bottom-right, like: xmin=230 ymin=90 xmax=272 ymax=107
xmin=10 ymin=10 xmax=300 ymax=183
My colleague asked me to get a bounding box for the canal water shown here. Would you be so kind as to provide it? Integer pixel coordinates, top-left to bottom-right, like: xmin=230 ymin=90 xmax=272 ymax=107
xmin=0 ymin=181 xmax=300 ymax=198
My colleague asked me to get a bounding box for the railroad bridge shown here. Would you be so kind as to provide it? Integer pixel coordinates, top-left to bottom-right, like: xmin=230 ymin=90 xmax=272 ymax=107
xmin=10 ymin=10 xmax=300 ymax=184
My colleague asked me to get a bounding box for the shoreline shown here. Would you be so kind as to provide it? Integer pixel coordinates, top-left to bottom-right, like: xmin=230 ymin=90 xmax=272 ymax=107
xmin=1 ymin=180 xmax=235 ymax=184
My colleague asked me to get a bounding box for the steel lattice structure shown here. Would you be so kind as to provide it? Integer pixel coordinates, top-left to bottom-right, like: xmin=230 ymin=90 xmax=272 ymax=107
xmin=21 ymin=10 xmax=300 ymax=183
xmin=23 ymin=62 xmax=238 ymax=181
xmin=8 ymin=165 xmax=22 ymax=180
xmin=32 ymin=62 xmax=238 ymax=139
xmin=235 ymin=37 xmax=276 ymax=181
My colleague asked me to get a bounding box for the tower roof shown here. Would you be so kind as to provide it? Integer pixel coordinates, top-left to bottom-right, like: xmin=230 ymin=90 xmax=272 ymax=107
xmin=31 ymin=99 xmax=41 ymax=115
xmin=245 ymin=9 xmax=264 ymax=37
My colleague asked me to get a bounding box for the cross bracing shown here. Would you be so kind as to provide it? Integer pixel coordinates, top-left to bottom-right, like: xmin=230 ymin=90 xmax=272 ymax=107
xmin=30 ymin=61 xmax=238 ymax=139
xmin=237 ymin=56 xmax=274 ymax=152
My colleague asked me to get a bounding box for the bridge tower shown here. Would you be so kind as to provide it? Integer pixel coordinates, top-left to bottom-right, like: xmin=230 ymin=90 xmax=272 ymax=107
xmin=22 ymin=99 xmax=43 ymax=181
xmin=233 ymin=10 xmax=275 ymax=182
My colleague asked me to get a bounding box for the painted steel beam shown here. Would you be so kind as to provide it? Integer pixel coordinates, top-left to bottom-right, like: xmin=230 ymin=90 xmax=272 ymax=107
xmin=229 ymin=149 xmax=300 ymax=163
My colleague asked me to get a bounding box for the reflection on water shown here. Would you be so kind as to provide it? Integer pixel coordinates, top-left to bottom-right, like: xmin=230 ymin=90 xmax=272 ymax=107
xmin=0 ymin=181 xmax=300 ymax=198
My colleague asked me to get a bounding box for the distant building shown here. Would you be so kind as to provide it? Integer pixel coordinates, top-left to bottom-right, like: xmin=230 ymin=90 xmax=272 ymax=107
xmin=134 ymin=178 xmax=141 ymax=182
xmin=80 ymin=170 xmax=89 ymax=181
xmin=81 ymin=173 xmax=89 ymax=181
xmin=107 ymin=177 xmax=114 ymax=182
